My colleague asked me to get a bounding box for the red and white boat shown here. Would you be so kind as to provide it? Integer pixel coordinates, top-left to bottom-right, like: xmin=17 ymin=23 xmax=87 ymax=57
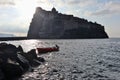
xmin=37 ymin=45 xmax=59 ymax=53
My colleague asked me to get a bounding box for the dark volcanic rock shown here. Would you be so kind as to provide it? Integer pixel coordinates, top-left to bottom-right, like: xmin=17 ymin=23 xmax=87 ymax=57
xmin=18 ymin=49 xmax=45 ymax=67
xmin=0 ymin=43 xmax=45 ymax=80
xmin=1 ymin=63 xmax=23 ymax=80
xmin=27 ymin=7 xmax=109 ymax=39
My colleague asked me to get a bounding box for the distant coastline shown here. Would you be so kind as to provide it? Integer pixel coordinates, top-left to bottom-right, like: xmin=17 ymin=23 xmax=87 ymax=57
xmin=0 ymin=37 xmax=111 ymax=41
xmin=0 ymin=37 xmax=27 ymax=41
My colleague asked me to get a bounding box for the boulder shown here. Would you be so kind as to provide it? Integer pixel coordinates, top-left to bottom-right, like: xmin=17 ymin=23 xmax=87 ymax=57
xmin=1 ymin=63 xmax=23 ymax=80
xmin=37 ymin=57 xmax=45 ymax=62
xmin=18 ymin=49 xmax=45 ymax=67
xmin=17 ymin=45 xmax=24 ymax=52
xmin=0 ymin=43 xmax=18 ymax=61
xmin=0 ymin=43 xmax=45 ymax=79
xmin=0 ymin=68 xmax=4 ymax=80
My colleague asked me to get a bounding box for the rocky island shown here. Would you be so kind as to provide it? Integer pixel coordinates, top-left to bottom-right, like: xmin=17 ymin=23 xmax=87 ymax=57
xmin=27 ymin=7 xmax=109 ymax=39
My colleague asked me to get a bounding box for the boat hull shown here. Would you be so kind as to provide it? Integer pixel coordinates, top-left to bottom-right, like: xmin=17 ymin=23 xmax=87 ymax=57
xmin=37 ymin=47 xmax=59 ymax=53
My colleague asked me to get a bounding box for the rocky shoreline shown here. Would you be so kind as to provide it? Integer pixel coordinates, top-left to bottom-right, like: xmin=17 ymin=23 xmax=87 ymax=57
xmin=0 ymin=43 xmax=45 ymax=80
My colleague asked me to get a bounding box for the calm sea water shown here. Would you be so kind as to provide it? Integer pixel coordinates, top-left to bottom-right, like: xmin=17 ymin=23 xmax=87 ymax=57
xmin=1 ymin=38 xmax=120 ymax=80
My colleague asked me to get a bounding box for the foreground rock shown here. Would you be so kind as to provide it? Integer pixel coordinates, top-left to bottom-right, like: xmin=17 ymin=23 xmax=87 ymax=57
xmin=18 ymin=49 xmax=45 ymax=67
xmin=28 ymin=7 xmax=109 ymax=39
xmin=0 ymin=43 xmax=45 ymax=80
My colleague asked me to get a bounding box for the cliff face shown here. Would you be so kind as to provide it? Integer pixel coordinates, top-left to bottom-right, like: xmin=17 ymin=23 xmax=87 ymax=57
xmin=27 ymin=7 xmax=109 ymax=39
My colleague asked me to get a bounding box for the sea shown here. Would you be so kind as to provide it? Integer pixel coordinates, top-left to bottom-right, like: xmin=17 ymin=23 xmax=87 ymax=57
xmin=1 ymin=38 xmax=120 ymax=80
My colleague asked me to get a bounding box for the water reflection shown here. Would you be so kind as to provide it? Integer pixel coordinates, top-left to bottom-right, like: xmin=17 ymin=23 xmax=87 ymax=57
xmin=22 ymin=40 xmax=38 ymax=51
xmin=1 ymin=40 xmax=51 ymax=52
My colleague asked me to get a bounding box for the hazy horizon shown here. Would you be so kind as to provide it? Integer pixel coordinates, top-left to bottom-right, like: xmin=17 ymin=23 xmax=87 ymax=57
xmin=0 ymin=0 xmax=120 ymax=38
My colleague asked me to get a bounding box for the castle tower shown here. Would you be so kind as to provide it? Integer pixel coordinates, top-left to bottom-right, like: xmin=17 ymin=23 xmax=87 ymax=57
xmin=52 ymin=7 xmax=58 ymax=13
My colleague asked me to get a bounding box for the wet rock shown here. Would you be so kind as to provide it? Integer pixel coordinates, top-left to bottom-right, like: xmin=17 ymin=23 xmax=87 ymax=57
xmin=17 ymin=45 xmax=24 ymax=52
xmin=19 ymin=49 xmax=37 ymax=62
xmin=0 ymin=43 xmax=21 ymax=62
xmin=18 ymin=49 xmax=45 ymax=67
xmin=0 ymin=43 xmax=45 ymax=79
xmin=27 ymin=49 xmax=37 ymax=59
xmin=17 ymin=54 xmax=30 ymax=72
xmin=0 ymin=51 xmax=8 ymax=63
xmin=0 ymin=43 xmax=18 ymax=53
xmin=1 ymin=63 xmax=23 ymax=80
xmin=0 ymin=68 xmax=4 ymax=80
xmin=37 ymin=57 xmax=45 ymax=62
xmin=30 ymin=59 xmax=41 ymax=67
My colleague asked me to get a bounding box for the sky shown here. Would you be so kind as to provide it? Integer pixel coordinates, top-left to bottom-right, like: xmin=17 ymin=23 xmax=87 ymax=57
xmin=0 ymin=0 xmax=120 ymax=37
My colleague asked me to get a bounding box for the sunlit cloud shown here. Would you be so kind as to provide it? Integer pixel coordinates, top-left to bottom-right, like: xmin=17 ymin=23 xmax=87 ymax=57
xmin=0 ymin=0 xmax=15 ymax=6
xmin=90 ymin=1 xmax=120 ymax=16
xmin=66 ymin=0 xmax=97 ymax=7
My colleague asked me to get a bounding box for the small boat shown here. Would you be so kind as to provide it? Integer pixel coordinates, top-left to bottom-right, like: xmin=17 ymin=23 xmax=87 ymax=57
xmin=37 ymin=45 xmax=59 ymax=53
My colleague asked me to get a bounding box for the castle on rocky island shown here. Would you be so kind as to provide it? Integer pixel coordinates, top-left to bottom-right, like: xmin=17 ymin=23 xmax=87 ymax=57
xmin=27 ymin=7 xmax=109 ymax=39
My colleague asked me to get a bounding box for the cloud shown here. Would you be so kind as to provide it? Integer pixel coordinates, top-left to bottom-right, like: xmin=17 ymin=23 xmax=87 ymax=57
xmin=0 ymin=26 xmax=26 ymax=33
xmin=91 ymin=10 xmax=113 ymax=16
xmin=0 ymin=10 xmax=28 ymax=36
xmin=35 ymin=0 xmax=98 ymax=18
xmin=67 ymin=0 xmax=97 ymax=7
xmin=0 ymin=22 xmax=27 ymax=36
xmin=0 ymin=0 xmax=15 ymax=6
xmin=36 ymin=0 xmax=97 ymax=10
xmin=90 ymin=1 xmax=120 ymax=16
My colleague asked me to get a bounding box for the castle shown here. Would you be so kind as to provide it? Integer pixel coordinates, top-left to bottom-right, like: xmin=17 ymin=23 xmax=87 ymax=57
xmin=27 ymin=7 xmax=108 ymax=39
